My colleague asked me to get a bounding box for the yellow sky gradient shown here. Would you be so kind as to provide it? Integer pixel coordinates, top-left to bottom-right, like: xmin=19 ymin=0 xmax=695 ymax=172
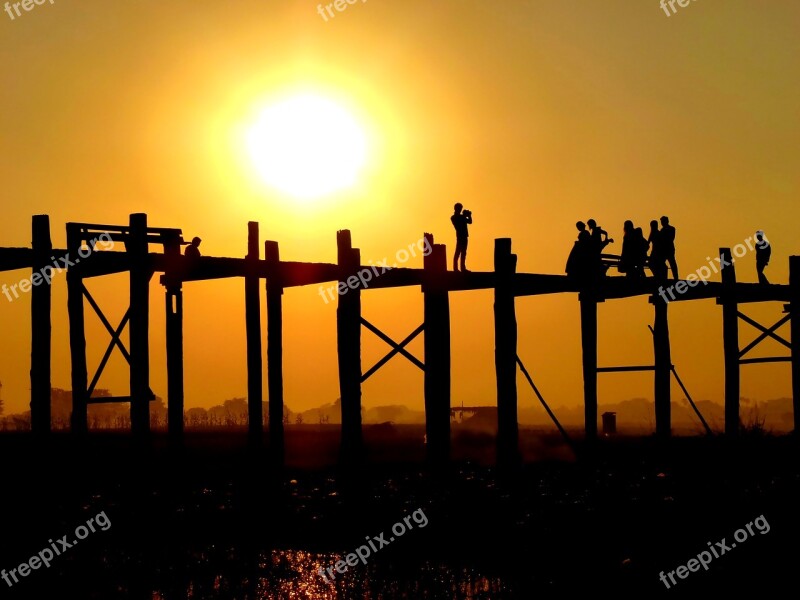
xmin=1 ymin=1 xmax=798 ymax=422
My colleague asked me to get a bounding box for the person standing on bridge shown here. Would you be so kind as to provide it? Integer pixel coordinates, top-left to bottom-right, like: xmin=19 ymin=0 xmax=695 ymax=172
xmin=566 ymin=221 xmax=592 ymax=280
xmin=587 ymin=219 xmax=613 ymax=279
xmin=451 ymin=203 xmax=472 ymax=272
xmin=620 ymin=220 xmax=647 ymax=279
xmin=755 ymin=230 xmax=771 ymax=285
xmin=659 ymin=216 xmax=679 ymax=279
xmin=647 ymin=220 xmax=667 ymax=279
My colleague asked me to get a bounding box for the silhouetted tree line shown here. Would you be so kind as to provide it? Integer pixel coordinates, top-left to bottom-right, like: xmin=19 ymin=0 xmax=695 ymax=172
xmin=0 ymin=389 xmax=290 ymax=431
xmin=184 ymin=397 xmax=290 ymax=429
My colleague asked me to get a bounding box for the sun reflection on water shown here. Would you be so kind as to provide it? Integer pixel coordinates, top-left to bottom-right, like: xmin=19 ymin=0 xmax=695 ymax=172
xmin=154 ymin=548 xmax=507 ymax=599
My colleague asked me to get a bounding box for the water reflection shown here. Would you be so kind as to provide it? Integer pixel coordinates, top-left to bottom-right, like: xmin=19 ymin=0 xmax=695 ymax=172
xmin=152 ymin=548 xmax=508 ymax=599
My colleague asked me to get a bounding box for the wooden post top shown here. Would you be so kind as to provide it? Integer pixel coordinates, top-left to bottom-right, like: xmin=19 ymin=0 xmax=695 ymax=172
xmin=720 ymin=247 xmax=736 ymax=285
xmin=247 ymin=222 xmax=260 ymax=259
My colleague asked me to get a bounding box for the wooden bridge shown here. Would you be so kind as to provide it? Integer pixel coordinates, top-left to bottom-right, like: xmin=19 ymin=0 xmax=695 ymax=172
xmin=2 ymin=214 xmax=798 ymax=464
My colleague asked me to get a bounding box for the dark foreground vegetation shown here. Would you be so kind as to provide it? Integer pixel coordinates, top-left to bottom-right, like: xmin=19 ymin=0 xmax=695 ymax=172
xmin=1 ymin=427 xmax=797 ymax=598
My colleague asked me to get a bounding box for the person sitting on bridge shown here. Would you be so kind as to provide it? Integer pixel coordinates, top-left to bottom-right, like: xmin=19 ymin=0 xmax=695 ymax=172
xmin=755 ymin=230 xmax=771 ymax=285
xmin=185 ymin=236 xmax=202 ymax=260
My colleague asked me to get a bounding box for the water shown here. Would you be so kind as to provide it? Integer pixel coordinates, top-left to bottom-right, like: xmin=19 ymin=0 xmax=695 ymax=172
xmin=149 ymin=549 xmax=510 ymax=599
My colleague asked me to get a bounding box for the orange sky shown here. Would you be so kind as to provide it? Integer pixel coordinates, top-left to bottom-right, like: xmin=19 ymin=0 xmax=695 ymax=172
xmin=1 ymin=1 xmax=798 ymax=423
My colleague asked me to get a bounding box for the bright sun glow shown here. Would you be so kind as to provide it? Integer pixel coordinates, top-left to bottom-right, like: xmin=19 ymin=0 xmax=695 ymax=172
xmin=246 ymin=94 xmax=368 ymax=200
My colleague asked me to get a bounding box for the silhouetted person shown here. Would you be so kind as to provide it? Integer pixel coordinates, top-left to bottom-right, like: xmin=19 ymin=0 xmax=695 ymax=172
xmin=634 ymin=226 xmax=648 ymax=276
xmin=619 ymin=220 xmax=634 ymax=275
xmin=566 ymin=221 xmax=591 ymax=280
xmin=451 ymin=203 xmax=472 ymax=272
xmin=185 ymin=236 xmax=202 ymax=260
xmin=587 ymin=219 xmax=614 ymax=277
xmin=587 ymin=219 xmax=614 ymax=251
xmin=755 ymin=230 xmax=771 ymax=284
xmin=659 ymin=216 xmax=678 ymax=279
xmin=647 ymin=220 xmax=667 ymax=279
xmin=620 ymin=220 xmax=646 ymax=278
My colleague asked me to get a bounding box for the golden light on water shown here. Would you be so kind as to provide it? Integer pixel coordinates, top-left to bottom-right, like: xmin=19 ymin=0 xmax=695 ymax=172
xmin=245 ymin=93 xmax=369 ymax=201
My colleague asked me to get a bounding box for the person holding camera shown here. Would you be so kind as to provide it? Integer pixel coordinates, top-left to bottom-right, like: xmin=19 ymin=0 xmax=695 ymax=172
xmin=451 ymin=203 xmax=472 ymax=272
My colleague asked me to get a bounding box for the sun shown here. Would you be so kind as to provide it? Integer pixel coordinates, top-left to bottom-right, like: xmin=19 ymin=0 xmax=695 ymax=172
xmin=245 ymin=93 xmax=369 ymax=200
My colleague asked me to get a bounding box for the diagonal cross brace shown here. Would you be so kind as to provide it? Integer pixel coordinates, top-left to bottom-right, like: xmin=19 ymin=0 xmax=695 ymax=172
xmin=646 ymin=325 xmax=713 ymax=435
xmin=360 ymin=319 xmax=424 ymax=382
xmin=87 ymin=309 xmax=130 ymax=398
xmin=516 ymin=355 xmax=573 ymax=448
xmin=84 ymin=286 xmax=131 ymax=362
xmin=83 ymin=285 xmax=156 ymax=401
xmin=738 ymin=312 xmax=791 ymax=357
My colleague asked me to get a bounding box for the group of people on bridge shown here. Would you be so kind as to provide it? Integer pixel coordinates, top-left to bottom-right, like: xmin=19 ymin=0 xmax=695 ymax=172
xmin=177 ymin=207 xmax=772 ymax=287
xmin=566 ymin=216 xmax=679 ymax=282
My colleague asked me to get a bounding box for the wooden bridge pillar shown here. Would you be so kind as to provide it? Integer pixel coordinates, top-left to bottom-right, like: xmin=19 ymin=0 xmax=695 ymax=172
xmin=31 ymin=215 xmax=52 ymax=434
xmin=423 ymin=235 xmax=451 ymax=463
xmin=494 ymin=238 xmax=519 ymax=465
xmin=337 ymin=230 xmax=363 ymax=461
xmin=129 ymin=213 xmax=151 ymax=437
xmin=720 ymin=247 xmax=740 ymax=436
xmin=265 ymin=240 xmax=285 ymax=464
xmin=245 ymin=222 xmax=263 ymax=446
xmin=66 ymin=223 xmax=88 ymax=434
xmin=164 ymin=234 xmax=184 ymax=445
xmin=653 ymin=296 xmax=672 ymax=438
xmin=580 ymin=293 xmax=598 ymax=441
xmin=791 ymin=256 xmax=800 ymax=434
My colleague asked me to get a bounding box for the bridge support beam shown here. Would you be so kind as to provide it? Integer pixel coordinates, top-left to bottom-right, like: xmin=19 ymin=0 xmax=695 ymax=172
xmin=494 ymin=238 xmax=519 ymax=465
xmin=337 ymin=230 xmax=363 ymax=462
xmin=720 ymin=247 xmax=740 ymax=436
xmin=31 ymin=215 xmax=52 ymax=434
xmin=423 ymin=235 xmax=451 ymax=463
xmin=67 ymin=223 xmax=88 ymax=434
xmin=245 ymin=222 xmax=263 ymax=447
xmin=164 ymin=234 xmax=184 ymax=445
xmin=129 ymin=213 xmax=151 ymax=437
xmin=791 ymin=256 xmax=800 ymax=435
xmin=580 ymin=293 xmax=598 ymax=442
xmin=653 ymin=296 xmax=672 ymax=438
xmin=265 ymin=240 xmax=285 ymax=464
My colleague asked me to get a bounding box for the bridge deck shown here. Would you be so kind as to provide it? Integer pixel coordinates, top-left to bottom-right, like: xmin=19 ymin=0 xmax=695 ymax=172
xmin=0 ymin=247 xmax=789 ymax=303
